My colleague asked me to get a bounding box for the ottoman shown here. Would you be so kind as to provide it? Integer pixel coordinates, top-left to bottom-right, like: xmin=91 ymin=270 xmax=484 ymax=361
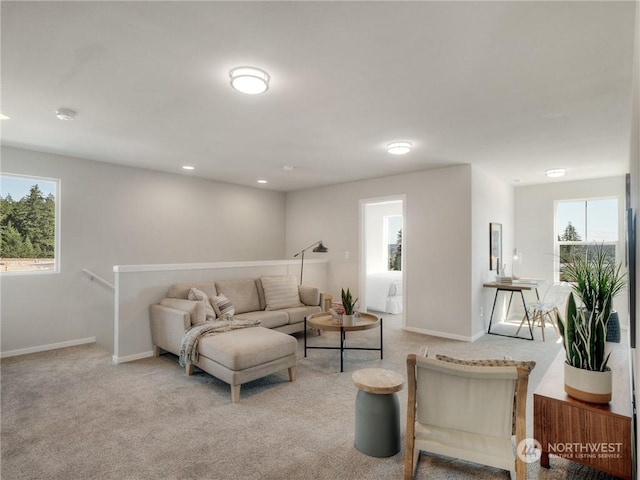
xmin=187 ymin=326 xmax=298 ymax=403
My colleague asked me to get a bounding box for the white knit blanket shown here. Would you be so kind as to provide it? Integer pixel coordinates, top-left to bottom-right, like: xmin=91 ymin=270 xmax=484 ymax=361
xmin=179 ymin=314 xmax=261 ymax=367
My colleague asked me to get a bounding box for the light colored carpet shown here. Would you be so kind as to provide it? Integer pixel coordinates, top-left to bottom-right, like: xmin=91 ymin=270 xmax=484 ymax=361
xmin=1 ymin=315 xmax=620 ymax=479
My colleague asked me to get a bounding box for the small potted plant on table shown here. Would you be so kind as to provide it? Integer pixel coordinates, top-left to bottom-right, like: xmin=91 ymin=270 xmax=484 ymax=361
xmin=341 ymin=288 xmax=358 ymax=326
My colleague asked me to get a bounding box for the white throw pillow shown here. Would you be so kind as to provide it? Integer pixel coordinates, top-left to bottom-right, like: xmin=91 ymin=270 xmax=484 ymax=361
xmin=187 ymin=287 xmax=216 ymax=321
xmin=211 ymin=293 xmax=235 ymax=317
xmin=261 ymin=275 xmax=303 ymax=311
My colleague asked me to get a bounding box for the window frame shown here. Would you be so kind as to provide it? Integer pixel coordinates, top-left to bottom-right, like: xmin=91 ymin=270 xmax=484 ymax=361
xmin=0 ymin=173 xmax=61 ymax=276
xmin=554 ymin=196 xmax=621 ymax=282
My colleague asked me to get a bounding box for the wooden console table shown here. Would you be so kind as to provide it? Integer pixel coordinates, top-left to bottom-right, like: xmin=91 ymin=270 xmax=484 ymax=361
xmin=533 ymin=347 xmax=633 ymax=479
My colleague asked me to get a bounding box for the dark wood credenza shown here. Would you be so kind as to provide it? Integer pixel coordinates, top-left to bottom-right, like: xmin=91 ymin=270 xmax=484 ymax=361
xmin=533 ymin=347 xmax=633 ymax=479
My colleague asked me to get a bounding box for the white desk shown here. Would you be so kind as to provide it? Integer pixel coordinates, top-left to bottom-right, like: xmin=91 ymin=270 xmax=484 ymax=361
xmin=484 ymin=281 xmax=541 ymax=340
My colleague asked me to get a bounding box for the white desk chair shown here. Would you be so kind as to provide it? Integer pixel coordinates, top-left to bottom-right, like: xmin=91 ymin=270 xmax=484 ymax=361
xmin=515 ymin=282 xmax=572 ymax=341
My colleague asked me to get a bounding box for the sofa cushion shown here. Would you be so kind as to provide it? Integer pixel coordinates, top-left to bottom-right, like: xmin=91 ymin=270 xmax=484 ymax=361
xmin=198 ymin=327 xmax=297 ymax=371
xmin=284 ymin=305 xmax=322 ymax=324
xmin=160 ymin=298 xmax=207 ymax=326
xmin=211 ymin=293 xmax=235 ymax=317
xmin=167 ymin=282 xmax=217 ymax=300
xmin=215 ymin=279 xmax=261 ymax=314
xmin=188 ymin=288 xmax=216 ymax=320
xmin=261 ymin=275 xmax=303 ymax=311
xmin=234 ymin=310 xmax=289 ymax=329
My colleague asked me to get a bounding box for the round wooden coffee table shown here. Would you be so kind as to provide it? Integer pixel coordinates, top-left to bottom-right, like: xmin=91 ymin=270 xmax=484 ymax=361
xmin=304 ymin=312 xmax=382 ymax=372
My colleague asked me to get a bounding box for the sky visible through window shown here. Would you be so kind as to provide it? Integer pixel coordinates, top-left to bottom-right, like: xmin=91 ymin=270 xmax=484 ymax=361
xmin=556 ymin=198 xmax=618 ymax=242
xmin=386 ymin=215 xmax=402 ymax=243
xmin=1 ymin=175 xmax=56 ymax=199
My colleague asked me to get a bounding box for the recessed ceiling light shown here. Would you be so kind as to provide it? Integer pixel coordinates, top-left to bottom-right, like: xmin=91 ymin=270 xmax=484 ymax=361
xmin=182 ymin=165 xmax=195 ymax=171
xmin=0 ymin=113 xmax=10 ymax=120
xmin=257 ymin=179 xmax=268 ymax=184
xmin=229 ymin=66 xmax=270 ymax=94
xmin=546 ymin=168 xmax=566 ymax=178
xmin=386 ymin=141 xmax=412 ymax=155
xmin=55 ymin=108 xmax=76 ymax=121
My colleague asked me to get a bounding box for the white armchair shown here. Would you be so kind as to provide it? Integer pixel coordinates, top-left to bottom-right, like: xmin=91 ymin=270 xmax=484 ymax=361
xmin=404 ymin=354 xmax=534 ymax=479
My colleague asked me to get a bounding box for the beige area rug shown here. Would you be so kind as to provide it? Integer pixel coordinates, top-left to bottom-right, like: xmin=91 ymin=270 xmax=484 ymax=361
xmin=1 ymin=315 xmax=622 ymax=480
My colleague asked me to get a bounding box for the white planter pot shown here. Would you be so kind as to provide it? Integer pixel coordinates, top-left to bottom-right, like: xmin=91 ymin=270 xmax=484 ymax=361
xmin=564 ymin=362 xmax=612 ymax=404
xmin=342 ymin=314 xmax=354 ymax=326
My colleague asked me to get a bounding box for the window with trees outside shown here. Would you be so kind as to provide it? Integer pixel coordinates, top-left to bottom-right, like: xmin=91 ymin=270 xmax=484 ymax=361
xmin=555 ymin=198 xmax=619 ymax=281
xmin=0 ymin=174 xmax=59 ymax=274
xmin=385 ymin=215 xmax=402 ymax=271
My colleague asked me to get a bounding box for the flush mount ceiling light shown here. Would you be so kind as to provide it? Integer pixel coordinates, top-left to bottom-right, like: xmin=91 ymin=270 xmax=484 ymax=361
xmin=55 ymin=108 xmax=76 ymax=121
xmin=182 ymin=165 xmax=195 ymax=171
xmin=257 ymin=179 xmax=268 ymax=184
xmin=546 ymin=168 xmax=566 ymax=178
xmin=229 ymin=66 xmax=270 ymax=94
xmin=386 ymin=141 xmax=412 ymax=155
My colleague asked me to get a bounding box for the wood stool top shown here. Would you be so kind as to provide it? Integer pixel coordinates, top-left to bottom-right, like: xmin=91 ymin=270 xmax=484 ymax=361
xmin=352 ymin=368 xmax=404 ymax=394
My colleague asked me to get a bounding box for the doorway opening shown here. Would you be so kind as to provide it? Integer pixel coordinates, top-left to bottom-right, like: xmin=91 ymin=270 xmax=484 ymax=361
xmin=360 ymin=195 xmax=406 ymax=325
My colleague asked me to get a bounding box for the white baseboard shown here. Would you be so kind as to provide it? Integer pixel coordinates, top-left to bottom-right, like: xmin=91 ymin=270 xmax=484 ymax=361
xmin=0 ymin=337 xmax=96 ymax=358
xmin=112 ymin=350 xmax=154 ymax=364
xmin=404 ymin=326 xmax=480 ymax=342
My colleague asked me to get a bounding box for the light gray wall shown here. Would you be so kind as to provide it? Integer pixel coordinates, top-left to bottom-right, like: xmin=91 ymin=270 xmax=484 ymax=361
xmin=285 ymin=165 xmax=474 ymax=340
xmin=514 ymin=176 xmax=627 ymax=325
xmin=0 ymin=146 xmax=286 ymax=355
xmin=471 ymin=166 xmax=515 ymax=338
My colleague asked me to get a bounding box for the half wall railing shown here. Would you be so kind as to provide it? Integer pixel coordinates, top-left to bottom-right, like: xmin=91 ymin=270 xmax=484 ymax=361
xmin=82 ymin=268 xmax=115 ymax=290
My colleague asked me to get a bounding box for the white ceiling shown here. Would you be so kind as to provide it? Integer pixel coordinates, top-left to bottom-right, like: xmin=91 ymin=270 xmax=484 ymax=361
xmin=1 ymin=1 xmax=636 ymax=192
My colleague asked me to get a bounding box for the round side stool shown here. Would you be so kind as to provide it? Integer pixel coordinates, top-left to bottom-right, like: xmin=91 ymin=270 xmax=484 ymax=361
xmin=352 ymin=368 xmax=404 ymax=457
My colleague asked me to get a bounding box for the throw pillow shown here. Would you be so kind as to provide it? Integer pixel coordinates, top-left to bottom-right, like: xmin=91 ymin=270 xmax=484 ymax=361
xmin=261 ymin=275 xmax=303 ymax=311
xmin=211 ymin=293 xmax=235 ymax=317
xmin=159 ymin=298 xmax=206 ymax=326
xmin=187 ymin=287 xmax=216 ymax=321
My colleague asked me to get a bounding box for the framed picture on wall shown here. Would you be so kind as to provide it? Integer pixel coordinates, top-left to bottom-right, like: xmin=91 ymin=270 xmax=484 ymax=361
xmin=490 ymin=222 xmax=502 ymax=271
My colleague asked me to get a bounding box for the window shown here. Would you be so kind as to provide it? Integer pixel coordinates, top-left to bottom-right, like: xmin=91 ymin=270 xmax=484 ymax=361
xmin=555 ymin=198 xmax=618 ymax=281
xmin=0 ymin=174 xmax=60 ymax=274
xmin=385 ymin=215 xmax=402 ymax=271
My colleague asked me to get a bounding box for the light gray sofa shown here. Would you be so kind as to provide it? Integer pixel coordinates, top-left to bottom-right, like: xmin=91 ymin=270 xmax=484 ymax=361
xmin=149 ymin=277 xmax=324 ymax=402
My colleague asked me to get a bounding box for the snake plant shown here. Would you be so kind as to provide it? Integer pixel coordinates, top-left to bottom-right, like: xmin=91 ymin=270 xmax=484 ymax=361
xmin=557 ymin=292 xmax=611 ymax=371
xmin=341 ymin=288 xmax=358 ymax=315
xmin=557 ymin=242 xmax=625 ymax=372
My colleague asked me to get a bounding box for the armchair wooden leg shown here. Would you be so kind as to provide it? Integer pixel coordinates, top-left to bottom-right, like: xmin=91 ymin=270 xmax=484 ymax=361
xmin=288 ymin=365 xmax=297 ymax=382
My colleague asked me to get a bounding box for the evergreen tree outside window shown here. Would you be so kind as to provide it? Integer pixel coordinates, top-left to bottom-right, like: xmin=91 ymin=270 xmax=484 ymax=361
xmin=0 ymin=174 xmax=59 ymax=274
xmin=385 ymin=215 xmax=402 ymax=271
xmin=555 ymin=198 xmax=618 ymax=281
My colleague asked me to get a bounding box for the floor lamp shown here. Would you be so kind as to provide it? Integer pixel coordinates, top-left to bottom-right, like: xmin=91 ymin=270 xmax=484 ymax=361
xmin=293 ymin=240 xmax=328 ymax=285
